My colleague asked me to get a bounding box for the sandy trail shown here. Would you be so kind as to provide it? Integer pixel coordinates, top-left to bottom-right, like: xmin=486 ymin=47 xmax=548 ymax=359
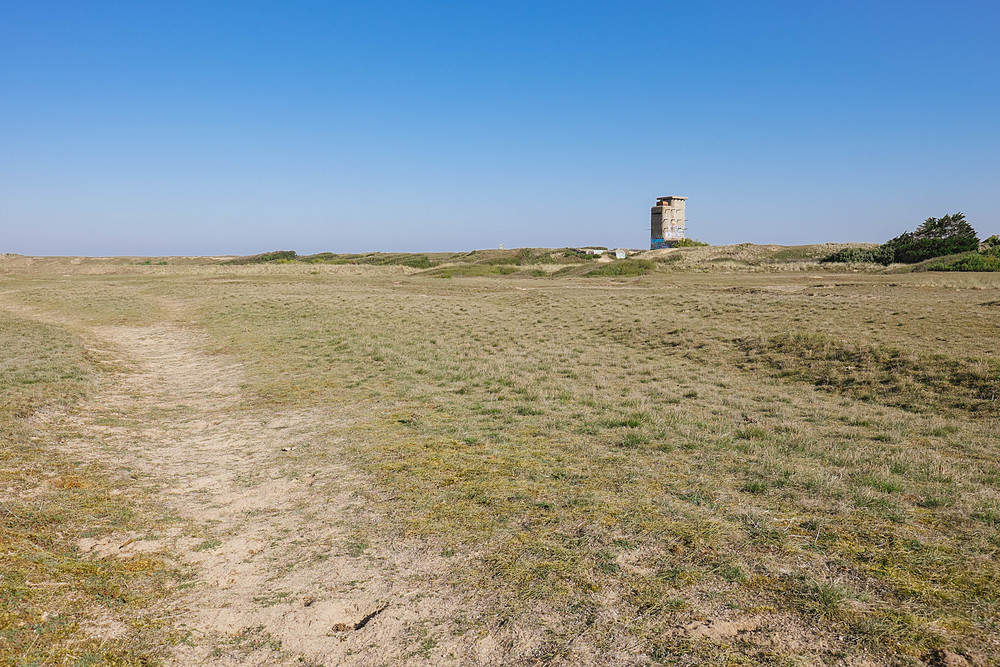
xmin=50 ymin=322 xmax=458 ymax=665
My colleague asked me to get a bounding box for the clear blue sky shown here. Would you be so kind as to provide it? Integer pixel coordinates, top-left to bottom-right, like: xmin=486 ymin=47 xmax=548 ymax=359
xmin=2 ymin=1 xmax=998 ymax=255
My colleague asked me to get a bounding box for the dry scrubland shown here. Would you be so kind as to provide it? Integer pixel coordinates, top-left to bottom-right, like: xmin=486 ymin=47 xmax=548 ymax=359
xmin=1 ymin=245 xmax=998 ymax=666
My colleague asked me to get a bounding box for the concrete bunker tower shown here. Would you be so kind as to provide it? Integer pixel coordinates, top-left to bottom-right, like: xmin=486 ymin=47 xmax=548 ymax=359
xmin=650 ymin=196 xmax=687 ymax=249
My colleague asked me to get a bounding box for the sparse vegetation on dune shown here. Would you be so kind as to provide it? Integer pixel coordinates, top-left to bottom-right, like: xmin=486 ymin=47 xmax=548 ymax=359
xmin=225 ymin=249 xmax=298 ymax=264
xmin=648 ymin=243 xmax=875 ymax=271
xmin=9 ymin=242 xmax=965 ymax=279
xmin=0 ymin=255 xmax=998 ymax=665
xmin=299 ymin=251 xmax=436 ymax=268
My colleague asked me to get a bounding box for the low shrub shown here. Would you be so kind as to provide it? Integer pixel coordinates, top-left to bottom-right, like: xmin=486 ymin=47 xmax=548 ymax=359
xmin=585 ymin=259 xmax=655 ymax=277
xmin=820 ymin=247 xmax=888 ymax=264
xmin=481 ymin=249 xmax=556 ymax=266
xmin=926 ymin=252 xmax=1000 ymax=272
xmin=356 ymin=254 xmax=433 ymax=269
xmin=886 ymin=234 xmax=980 ymax=264
xmin=226 ymin=250 xmax=297 ymax=264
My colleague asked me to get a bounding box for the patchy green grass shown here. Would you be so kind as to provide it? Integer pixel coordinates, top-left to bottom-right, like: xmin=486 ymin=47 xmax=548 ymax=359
xmin=0 ymin=312 xmax=175 ymax=664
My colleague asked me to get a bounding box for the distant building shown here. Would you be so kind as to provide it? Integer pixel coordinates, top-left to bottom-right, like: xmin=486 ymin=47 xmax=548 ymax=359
xmin=650 ymin=196 xmax=687 ymax=249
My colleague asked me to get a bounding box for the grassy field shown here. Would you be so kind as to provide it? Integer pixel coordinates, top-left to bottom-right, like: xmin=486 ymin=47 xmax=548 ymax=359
xmin=1 ymin=247 xmax=997 ymax=665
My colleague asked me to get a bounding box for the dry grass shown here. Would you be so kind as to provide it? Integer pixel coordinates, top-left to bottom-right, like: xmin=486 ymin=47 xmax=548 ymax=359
xmin=737 ymin=333 xmax=1000 ymax=416
xmin=0 ymin=312 xmax=177 ymax=665
xmin=1 ymin=253 xmax=998 ymax=665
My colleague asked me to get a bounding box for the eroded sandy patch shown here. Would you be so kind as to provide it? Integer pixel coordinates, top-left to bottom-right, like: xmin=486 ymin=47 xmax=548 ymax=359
xmin=50 ymin=323 xmax=462 ymax=664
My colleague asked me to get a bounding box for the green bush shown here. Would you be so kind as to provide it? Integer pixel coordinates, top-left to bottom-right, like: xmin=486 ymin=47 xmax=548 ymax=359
xmin=926 ymin=252 xmax=1000 ymax=272
xmin=482 ymin=249 xmax=555 ymax=265
xmin=227 ymin=250 xmax=297 ymax=264
xmin=402 ymin=255 xmax=433 ymax=269
xmin=982 ymin=235 xmax=1000 ymax=256
xmin=355 ymin=253 xmax=432 ymax=268
xmin=675 ymin=238 xmax=709 ymax=247
xmin=585 ymin=259 xmax=655 ymax=277
xmin=363 ymin=254 xmax=432 ymax=269
xmin=482 ymin=256 xmax=520 ymax=265
xmin=820 ymin=247 xmax=886 ymax=264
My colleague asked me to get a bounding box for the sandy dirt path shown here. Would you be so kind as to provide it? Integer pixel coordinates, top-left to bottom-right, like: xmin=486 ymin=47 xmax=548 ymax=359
xmin=47 ymin=322 xmax=459 ymax=665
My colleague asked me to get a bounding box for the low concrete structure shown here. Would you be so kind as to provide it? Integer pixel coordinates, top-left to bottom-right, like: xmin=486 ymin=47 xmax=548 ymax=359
xmin=650 ymin=196 xmax=687 ymax=249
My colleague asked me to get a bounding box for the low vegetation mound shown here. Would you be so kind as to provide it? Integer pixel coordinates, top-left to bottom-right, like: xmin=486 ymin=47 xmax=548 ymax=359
xmin=224 ymin=247 xmax=601 ymax=271
xmin=302 ymin=252 xmax=435 ymax=269
xmin=476 ymin=248 xmax=554 ymax=265
xmin=228 ymin=250 xmax=436 ymax=268
xmin=925 ymin=252 xmax=1000 ymax=272
xmin=422 ymin=264 xmax=520 ymax=278
xmin=465 ymin=247 xmax=600 ymax=265
xmin=225 ymin=250 xmax=297 ymax=264
xmin=650 ymin=243 xmax=858 ymax=270
xmin=585 ymin=259 xmax=655 ymax=276
xmin=673 ymin=238 xmax=709 ymax=247
xmin=820 ymin=246 xmax=888 ymax=264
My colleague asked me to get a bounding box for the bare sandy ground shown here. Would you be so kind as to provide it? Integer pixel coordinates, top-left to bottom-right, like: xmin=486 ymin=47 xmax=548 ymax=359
xmin=39 ymin=320 xmax=464 ymax=664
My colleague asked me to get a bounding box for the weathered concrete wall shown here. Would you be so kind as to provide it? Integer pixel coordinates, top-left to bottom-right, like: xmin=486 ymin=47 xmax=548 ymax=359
xmin=651 ymin=196 xmax=686 ymax=249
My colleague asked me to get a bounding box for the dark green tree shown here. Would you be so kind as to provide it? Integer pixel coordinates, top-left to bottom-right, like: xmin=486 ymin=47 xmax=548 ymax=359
xmin=912 ymin=213 xmax=977 ymax=241
xmin=982 ymin=235 xmax=1000 ymax=256
xmin=883 ymin=212 xmax=978 ymax=264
